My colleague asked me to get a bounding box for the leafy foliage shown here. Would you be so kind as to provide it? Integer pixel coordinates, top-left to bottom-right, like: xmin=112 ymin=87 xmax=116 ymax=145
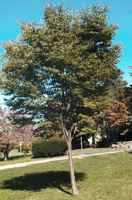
xmin=0 ymin=109 xmax=33 ymax=160
xmin=32 ymin=137 xmax=67 ymax=158
xmin=104 ymin=101 xmax=128 ymax=127
xmin=0 ymin=109 xmax=16 ymax=160
xmin=2 ymin=5 xmax=121 ymax=138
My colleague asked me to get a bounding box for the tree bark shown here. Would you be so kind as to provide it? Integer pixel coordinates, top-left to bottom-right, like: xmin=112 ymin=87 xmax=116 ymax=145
xmin=92 ymin=134 xmax=95 ymax=146
xmin=3 ymin=150 xmax=9 ymax=161
xmin=67 ymin=140 xmax=79 ymax=195
xmin=3 ymin=144 xmax=10 ymax=161
xmin=80 ymin=136 xmax=83 ymax=149
xmin=60 ymin=116 xmax=79 ymax=195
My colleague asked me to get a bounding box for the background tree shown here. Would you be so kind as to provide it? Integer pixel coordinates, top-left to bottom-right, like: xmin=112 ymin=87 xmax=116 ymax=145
xmin=124 ymin=84 xmax=132 ymax=139
xmin=105 ymin=101 xmax=128 ymax=128
xmin=104 ymin=100 xmax=128 ymax=143
xmin=15 ymin=124 xmax=33 ymax=153
xmin=78 ymin=77 xmax=127 ymax=146
xmin=0 ymin=109 xmax=33 ymax=160
xmin=2 ymin=5 xmax=121 ymax=195
xmin=0 ymin=109 xmax=16 ymax=160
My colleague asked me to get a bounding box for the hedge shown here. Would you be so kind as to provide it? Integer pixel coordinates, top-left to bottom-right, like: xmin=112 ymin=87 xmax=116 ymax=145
xmin=32 ymin=137 xmax=67 ymax=158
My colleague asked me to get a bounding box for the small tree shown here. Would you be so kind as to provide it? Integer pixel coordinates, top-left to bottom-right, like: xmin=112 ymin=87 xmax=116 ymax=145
xmin=0 ymin=109 xmax=16 ymax=160
xmin=0 ymin=109 xmax=33 ymax=159
xmin=2 ymin=5 xmax=121 ymax=195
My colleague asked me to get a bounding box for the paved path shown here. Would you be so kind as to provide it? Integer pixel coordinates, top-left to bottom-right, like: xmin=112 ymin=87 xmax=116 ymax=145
xmin=0 ymin=150 xmax=123 ymax=171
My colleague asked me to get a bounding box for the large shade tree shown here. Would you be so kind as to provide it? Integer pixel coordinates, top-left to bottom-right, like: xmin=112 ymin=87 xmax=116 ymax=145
xmin=2 ymin=5 xmax=121 ymax=195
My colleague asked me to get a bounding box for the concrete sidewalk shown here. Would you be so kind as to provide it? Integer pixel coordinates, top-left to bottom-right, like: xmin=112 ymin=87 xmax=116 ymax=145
xmin=0 ymin=150 xmax=123 ymax=171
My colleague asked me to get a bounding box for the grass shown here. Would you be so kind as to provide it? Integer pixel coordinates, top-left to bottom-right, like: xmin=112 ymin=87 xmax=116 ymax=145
xmin=72 ymin=147 xmax=113 ymax=155
xmin=0 ymin=149 xmax=32 ymax=166
xmin=0 ymin=152 xmax=132 ymax=200
xmin=0 ymin=156 xmax=32 ymax=166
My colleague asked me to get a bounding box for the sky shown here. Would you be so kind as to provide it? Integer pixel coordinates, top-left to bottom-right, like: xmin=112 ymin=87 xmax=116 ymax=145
xmin=0 ymin=0 xmax=132 ymax=106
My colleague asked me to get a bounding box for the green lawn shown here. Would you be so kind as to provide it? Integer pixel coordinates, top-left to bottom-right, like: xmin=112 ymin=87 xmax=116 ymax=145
xmin=0 ymin=149 xmax=31 ymax=166
xmin=0 ymin=152 xmax=132 ymax=200
xmin=0 ymin=156 xmax=32 ymax=166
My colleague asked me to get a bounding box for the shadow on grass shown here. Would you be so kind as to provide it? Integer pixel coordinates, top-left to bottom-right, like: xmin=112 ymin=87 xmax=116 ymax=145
xmin=0 ymin=171 xmax=85 ymax=195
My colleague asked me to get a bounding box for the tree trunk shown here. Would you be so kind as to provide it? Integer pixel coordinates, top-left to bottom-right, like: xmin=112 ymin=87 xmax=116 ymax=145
xmin=3 ymin=150 xmax=9 ymax=161
xmin=67 ymin=140 xmax=79 ymax=195
xmin=80 ymin=136 xmax=83 ymax=149
xmin=92 ymin=134 xmax=95 ymax=146
xmin=60 ymin=116 xmax=79 ymax=195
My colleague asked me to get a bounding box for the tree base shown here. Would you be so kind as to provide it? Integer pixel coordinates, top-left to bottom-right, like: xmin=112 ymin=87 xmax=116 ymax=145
xmin=72 ymin=187 xmax=79 ymax=195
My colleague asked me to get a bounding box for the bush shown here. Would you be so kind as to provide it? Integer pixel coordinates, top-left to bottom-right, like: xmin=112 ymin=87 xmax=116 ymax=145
xmin=32 ymin=137 xmax=67 ymax=158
